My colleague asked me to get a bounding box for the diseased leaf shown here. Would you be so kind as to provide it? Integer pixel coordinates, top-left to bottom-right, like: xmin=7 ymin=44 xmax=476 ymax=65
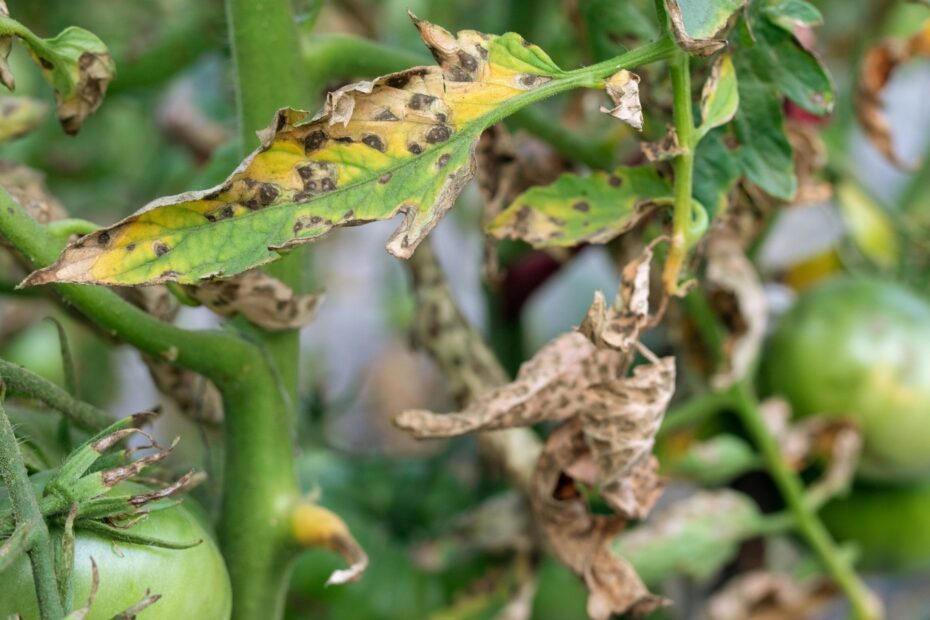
xmin=696 ymin=53 xmax=738 ymax=140
xmin=732 ymin=37 xmax=797 ymax=200
xmin=486 ymin=167 xmax=670 ymax=248
xmin=0 ymin=160 xmax=67 ymax=227
xmin=640 ymin=125 xmax=686 ymax=162
xmin=855 ymin=20 xmax=930 ymax=170
xmin=704 ymin=228 xmax=767 ymax=390
xmin=665 ymin=0 xmax=747 ymax=55
xmin=836 ymin=182 xmax=899 ymax=270
xmin=600 ymin=70 xmax=643 ymax=131
xmin=700 ymin=572 xmax=845 ymax=620
xmin=762 ymin=0 xmax=823 ymax=32
xmin=532 ymin=420 xmax=666 ymax=620
xmin=24 ymin=16 xmax=569 ymax=287
xmin=613 ymin=490 xmax=766 ymax=585
xmin=0 ymin=9 xmax=114 ymax=134
xmin=144 ymin=358 xmax=224 ymax=425
xmin=291 ymin=501 xmax=369 ymax=586
xmin=692 ymin=129 xmax=740 ymax=217
xmin=184 ymin=269 xmax=323 ymax=331
xmin=0 ymin=96 xmax=47 ymax=142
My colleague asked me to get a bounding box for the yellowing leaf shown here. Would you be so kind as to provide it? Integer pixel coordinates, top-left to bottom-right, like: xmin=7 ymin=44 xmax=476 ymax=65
xmin=486 ymin=167 xmax=670 ymax=248
xmin=696 ymin=53 xmax=738 ymax=140
xmin=836 ymin=182 xmax=899 ymax=269
xmin=291 ymin=501 xmax=368 ymax=586
xmin=0 ymin=96 xmax=47 ymax=142
xmin=24 ymin=16 xmax=570 ymax=287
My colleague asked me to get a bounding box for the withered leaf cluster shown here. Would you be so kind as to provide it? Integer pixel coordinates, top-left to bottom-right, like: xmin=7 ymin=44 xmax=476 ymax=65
xmin=396 ymin=247 xmax=675 ymax=619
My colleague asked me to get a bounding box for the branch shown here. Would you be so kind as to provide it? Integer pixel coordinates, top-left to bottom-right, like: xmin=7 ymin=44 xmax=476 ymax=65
xmin=0 ymin=386 xmax=64 ymax=620
xmin=731 ymin=380 xmax=882 ymax=620
xmin=0 ymin=359 xmax=111 ymax=431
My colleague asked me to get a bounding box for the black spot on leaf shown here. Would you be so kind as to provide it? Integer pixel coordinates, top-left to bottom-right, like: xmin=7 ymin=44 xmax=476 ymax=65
xmin=362 ymin=134 xmax=386 ymax=152
xmin=303 ymin=130 xmax=327 ymax=152
xmin=426 ymin=125 xmax=451 ymax=143
xmin=153 ymin=242 xmax=170 ymax=257
xmin=408 ymin=143 xmax=423 ymax=154
xmin=572 ymin=201 xmax=590 ymax=213
xmin=97 ymin=231 xmax=110 ymax=245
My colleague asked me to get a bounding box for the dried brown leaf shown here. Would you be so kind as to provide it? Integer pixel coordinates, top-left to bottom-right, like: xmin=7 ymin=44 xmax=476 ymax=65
xmin=532 ymin=420 xmax=666 ymax=620
xmin=641 ymin=125 xmax=686 ymax=162
xmin=701 ymin=571 xmax=843 ymax=620
xmin=0 ymin=160 xmax=67 ymax=226
xmin=143 ymin=358 xmax=224 ymax=425
xmin=292 ymin=502 xmax=369 ymax=586
xmin=704 ymin=229 xmax=767 ymax=390
xmin=856 ymin=21 xmax=930 ymax=170
xmin=600 ymin=70 xmax=643 ymax=131
xmin=184 ymin=269 xmax=323 ymax=331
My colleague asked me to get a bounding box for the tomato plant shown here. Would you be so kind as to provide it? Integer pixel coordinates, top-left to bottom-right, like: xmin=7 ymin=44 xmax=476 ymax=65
xmin=0 ymin=1 xmax=927 ymax=619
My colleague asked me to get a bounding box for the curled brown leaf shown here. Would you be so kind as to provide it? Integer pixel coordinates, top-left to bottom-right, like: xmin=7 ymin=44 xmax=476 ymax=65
xmin=291 ymin=502 xmax=369 ymax=586
xmin=600 ymin=70 xmax=643 ymax=131
xmin=856 ymin=21 xmax=930 ymax=170
xmin=700 ymin=571 xmax=841 ymax=620
xmin=184 ymin=269 xmax=324 ymax=331
xmin=641 ymin=125 xmax=685 ymax=162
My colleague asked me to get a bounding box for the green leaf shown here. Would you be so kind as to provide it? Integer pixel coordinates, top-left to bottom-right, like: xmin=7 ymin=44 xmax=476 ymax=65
xmin=762 ymin=0 xmax=823 ymax=31
xmin=836 ymin=182 xmax=900 ymax=270
xmin=665 ymin=0 xmax=747 ymax=55
xmin=747 ymin=2 xmax=834 ymax=115
xmin=667 ymin=434 xmax=761 ymax=485
xmin=732 ymin=28 xmax=797 ymax=201
xmin=24 ymin=17 xmax=581 ymax=286
xmin=0 ymin=11 xmax=114 ymax=134
xmin=487 ymin=167 xmax=671 ymax=248
xmin=693 ymin=129 xmax=741 ymax=218
xmin=613 ymin=490 xmax=767 ymax=585
xmin=696 ymin=53 xmax=739 ymax=140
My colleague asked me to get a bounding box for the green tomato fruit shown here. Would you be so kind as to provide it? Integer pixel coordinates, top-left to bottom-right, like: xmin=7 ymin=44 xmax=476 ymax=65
xmin=763 ymin=277 xmax=930 ymax=482
xmin=0 ymin=484 xmax=231 ymax=619
xmin=821 ymin=482 xmax=930 ymax=571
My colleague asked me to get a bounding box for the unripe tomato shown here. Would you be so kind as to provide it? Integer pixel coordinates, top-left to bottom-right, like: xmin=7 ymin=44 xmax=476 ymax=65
xmin=763 ymin=277 xmax=930 ymax=482
xmin=821 ymin=482 xmax=930 ymax=571
xmin=0 ymin=483 xmax=231 ymax=619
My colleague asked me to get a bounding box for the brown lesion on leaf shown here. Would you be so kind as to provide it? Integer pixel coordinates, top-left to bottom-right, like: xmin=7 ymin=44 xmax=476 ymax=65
xmin=378 ymin=172 xmax=393 ymax=184
xmin=303 ymin=129 xmax=327 ymax=152
xmin=153 ymin=242 xmax=170 ymax=257
xmin=436 ymin=153 xmax=451 ymax=169
xmin=426 ymin=125 xmax=452 ymax=143
xmin=361 ymin=133 xmax=386 ymax=152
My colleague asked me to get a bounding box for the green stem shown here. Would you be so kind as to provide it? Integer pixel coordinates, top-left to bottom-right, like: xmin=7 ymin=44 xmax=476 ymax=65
xmin=664 ymin=50 xmax=697 ymax=293
xmin=224 ymin=0 xmax=305 ymax=616
xmin=0 ymin=388 xmax=64 ymax=620
xmin=657 ymin=388 xmax=734 ymax=439
xmin=731 ymin=381 xmax=880 ymax=620
xmin=45 ymin=219 xmax=99 ymax=239
xmin=0 ymin=359 xmax=111 ymax=432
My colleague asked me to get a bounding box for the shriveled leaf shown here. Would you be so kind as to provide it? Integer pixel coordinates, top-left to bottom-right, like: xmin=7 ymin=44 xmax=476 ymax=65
xmin=292 ymin=501 xmax=369 ymax=585
xmin=836 ymin=182 xmax=899 ymax=270
xmin=24 ymin=16 xmax=570 ymax=287
xmin=701 ymin=572 xmax=846 ymax=620
xmin=665 ymin=0 xmax=746 ymax=56
xmin=704 ymin=229 xmax=767 ymax=390
xmin=0 ymin=96 xmax=47 ymax=141
xmin=762 ymin=0 xmax=823 ymax=32
xmin=613 ymin=490 xmax=766 ymax=585
xmin=184 ymin=269 xmax=323 ymax=330
xmin=487 ymin=167 xmax=670 ymax=248
xmin=397 ymin=247 xmax=659 ymax=438
xmin=599 ymin=70 xmax=643 ymax=131
xmin=0 ymin=160 xmax=67 ymax=226
xmin=856 ymin=21 xmax=930 ymax=170
xmin=532 ymin=420 xmax=666 ymax=620
xmin=692 ymin=129 xmax=740 ymax=217
xmin=743 ymin=2 xmax=835 ymax=115
xmin=0 ymin=10 xmax=114 ymax=134
xmin=63 ymin=557 xmax=99 ymax=620
xmin=697 ymin=53 xmax=738 ymax=140
xmin=640 ymin=125 xmax=686 ymax=162
xmin=732 ymin=35 xmax=797 ymax=201
xmin=144 ymin=358 xmax=224 ymax=425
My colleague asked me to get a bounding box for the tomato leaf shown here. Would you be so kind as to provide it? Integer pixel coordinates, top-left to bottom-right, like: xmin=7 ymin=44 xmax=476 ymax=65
xmin=0 ymin=8 xmax=114 ymax=134
xmin=24 ymin=16 xmax=568 ymax=287
xmin=761 ymin=0 xmax=823 ymax=32
xmin=486 ymin=167 xmax=671 ymax=248
xmin=581 ymin=0 xmax=658 ymax=61
xmin=696 ymin=53 xmax=739 ymax=140
xmin=836 ymin=182 xmax=899 ymax=270
xmin=692 ymin=129 xmax=740 ymax=217
xmin=665 ymin=0 xmax=747 ymax=55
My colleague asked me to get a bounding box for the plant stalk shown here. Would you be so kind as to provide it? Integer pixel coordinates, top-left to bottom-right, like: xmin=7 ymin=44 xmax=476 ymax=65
xmin=664 ymin=50 xmax=697 ymax=293
xmin=0 ymin=389 xmax=64 ymax=620
xmin=224 ymin=0 xmax=306 ymax=616
xmin=731 ymin=380 xmax=881 ymax=620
